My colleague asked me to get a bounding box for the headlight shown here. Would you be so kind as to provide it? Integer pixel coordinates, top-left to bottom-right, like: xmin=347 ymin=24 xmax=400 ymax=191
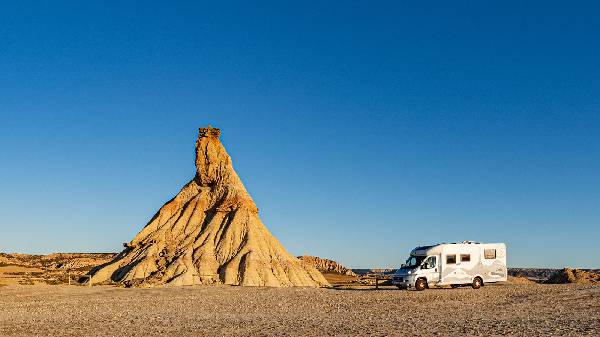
xmin=407 ymin=270 xmax=412 ymax=275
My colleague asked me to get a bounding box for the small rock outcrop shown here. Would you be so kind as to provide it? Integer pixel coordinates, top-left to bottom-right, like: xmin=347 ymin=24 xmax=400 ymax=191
xmin=298 ymin=256 xmax=357 ymax=276
xmin=507 ymin=276 xmax=537 ymax=285
xmin=89 ymin=127 xmax=329 ymax=287
xmin=545 ymin=268 xmax=600 ymax=284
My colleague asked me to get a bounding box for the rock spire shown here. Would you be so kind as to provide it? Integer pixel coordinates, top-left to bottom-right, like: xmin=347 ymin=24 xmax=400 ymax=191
xmin=90 ymin=127 xmax=329 ymax=287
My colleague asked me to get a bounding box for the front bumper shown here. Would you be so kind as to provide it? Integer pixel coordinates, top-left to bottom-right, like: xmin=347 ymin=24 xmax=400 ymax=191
xmin=391 ymin=275 xmax=416 ymax=288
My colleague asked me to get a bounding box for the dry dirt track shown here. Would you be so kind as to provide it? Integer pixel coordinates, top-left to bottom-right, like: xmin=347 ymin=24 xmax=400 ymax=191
xmin=0 ymin=284 xmax=598 ymax=336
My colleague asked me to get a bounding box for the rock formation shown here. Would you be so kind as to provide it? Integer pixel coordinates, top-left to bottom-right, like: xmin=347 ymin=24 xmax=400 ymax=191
xmin=0 ymin=253 xmax=116 ymax=271
xmin=506 ymin=276 xmax=537 ymax=285
xmin=544 ymin=268 xmax=600 ymax=284
xmin=89 ymin=127 xmax=329 ymax=287
xmin=298 ymin=256 xmax=357 ymax=276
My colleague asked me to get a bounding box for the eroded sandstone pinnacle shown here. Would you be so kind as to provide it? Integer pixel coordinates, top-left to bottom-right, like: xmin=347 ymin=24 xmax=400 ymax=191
xmin=90 ymin=126 xmax=329 ymax=287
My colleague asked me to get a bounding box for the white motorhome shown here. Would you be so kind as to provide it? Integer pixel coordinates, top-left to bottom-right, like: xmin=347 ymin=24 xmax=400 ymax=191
xmin=392 ymin=241 xmax=507 ymax=290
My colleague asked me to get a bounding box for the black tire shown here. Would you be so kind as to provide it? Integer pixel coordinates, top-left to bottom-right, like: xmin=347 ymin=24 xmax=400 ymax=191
xmin=472 ymin=277 xmax=483 ymax=289
xmin=415 ymin=278 xmax=427 ymax=291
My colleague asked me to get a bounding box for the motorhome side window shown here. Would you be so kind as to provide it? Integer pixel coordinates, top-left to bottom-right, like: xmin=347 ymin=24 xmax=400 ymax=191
xmin=446 ymin=255 xmax=456 ymax=264
xmin=484 ymin=249 xmax=496 ymax=259
xmin=460 ymin=254 xmax=470 ymax=262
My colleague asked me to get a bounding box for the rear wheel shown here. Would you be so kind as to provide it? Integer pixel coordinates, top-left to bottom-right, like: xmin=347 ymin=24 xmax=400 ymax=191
xmin=472 ymin=277 xmax=483 ymax=289
xmin=415 ymin=278 xmax=427 ymax=291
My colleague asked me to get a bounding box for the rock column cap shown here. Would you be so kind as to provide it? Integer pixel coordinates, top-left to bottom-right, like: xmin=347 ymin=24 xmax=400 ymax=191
xmin=198 ymin=126 xmax=221 ymax=138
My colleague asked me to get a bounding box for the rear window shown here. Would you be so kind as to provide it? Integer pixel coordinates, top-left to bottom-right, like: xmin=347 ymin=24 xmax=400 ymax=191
xmin=484 ymin=249 xmax=496 ymax=259
xmin=460 ymin=254 xmax=470 ymax=262
xmin=446 ymin=255 xmax=456 ymax=264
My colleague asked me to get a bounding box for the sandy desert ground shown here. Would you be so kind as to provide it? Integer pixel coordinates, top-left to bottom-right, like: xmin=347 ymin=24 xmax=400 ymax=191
xmin=0 ymin=283 xmax=598 ymax=336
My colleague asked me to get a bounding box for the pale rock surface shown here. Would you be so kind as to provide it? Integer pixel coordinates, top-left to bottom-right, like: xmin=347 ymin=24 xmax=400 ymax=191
xmin=90 ymin=127 xmax=329 ymax=287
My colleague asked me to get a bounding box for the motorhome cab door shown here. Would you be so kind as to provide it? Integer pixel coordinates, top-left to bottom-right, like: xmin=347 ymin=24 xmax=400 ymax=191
xmin=421 ymin=256 xmax=440 ymax=285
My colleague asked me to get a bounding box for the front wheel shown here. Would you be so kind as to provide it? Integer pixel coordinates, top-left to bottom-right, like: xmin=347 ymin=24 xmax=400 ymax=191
xmin=415 ymin=278 xmax=427 ymax=291
xmin=472 ymin=277 xmax=483 ymax=289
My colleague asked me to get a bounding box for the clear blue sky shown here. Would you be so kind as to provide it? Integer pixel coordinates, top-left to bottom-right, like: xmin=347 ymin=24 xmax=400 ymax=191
xmin=1 ymin=1 xmax=598 ymax=268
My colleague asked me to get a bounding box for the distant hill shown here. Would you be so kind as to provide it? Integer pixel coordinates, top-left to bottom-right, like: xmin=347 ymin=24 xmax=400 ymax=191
xmin=0 ymin=253 xmax=116 ymax=286
xmin=509 ymin=268 xmax=600 ymax=282
xmin=544 ymin=268 xmax=600 ymax=284
xmin=298 ymin=256 xmax=356 ymax=276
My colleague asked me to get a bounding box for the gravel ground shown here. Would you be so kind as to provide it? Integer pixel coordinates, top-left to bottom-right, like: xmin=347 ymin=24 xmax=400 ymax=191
xmin=0 ymin=284 xmax=598 ymax=336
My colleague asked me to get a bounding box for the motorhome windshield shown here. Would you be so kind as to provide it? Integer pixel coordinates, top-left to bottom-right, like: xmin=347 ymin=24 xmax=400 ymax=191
xmin=401 ymin=255 xmax=425 ymax=269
